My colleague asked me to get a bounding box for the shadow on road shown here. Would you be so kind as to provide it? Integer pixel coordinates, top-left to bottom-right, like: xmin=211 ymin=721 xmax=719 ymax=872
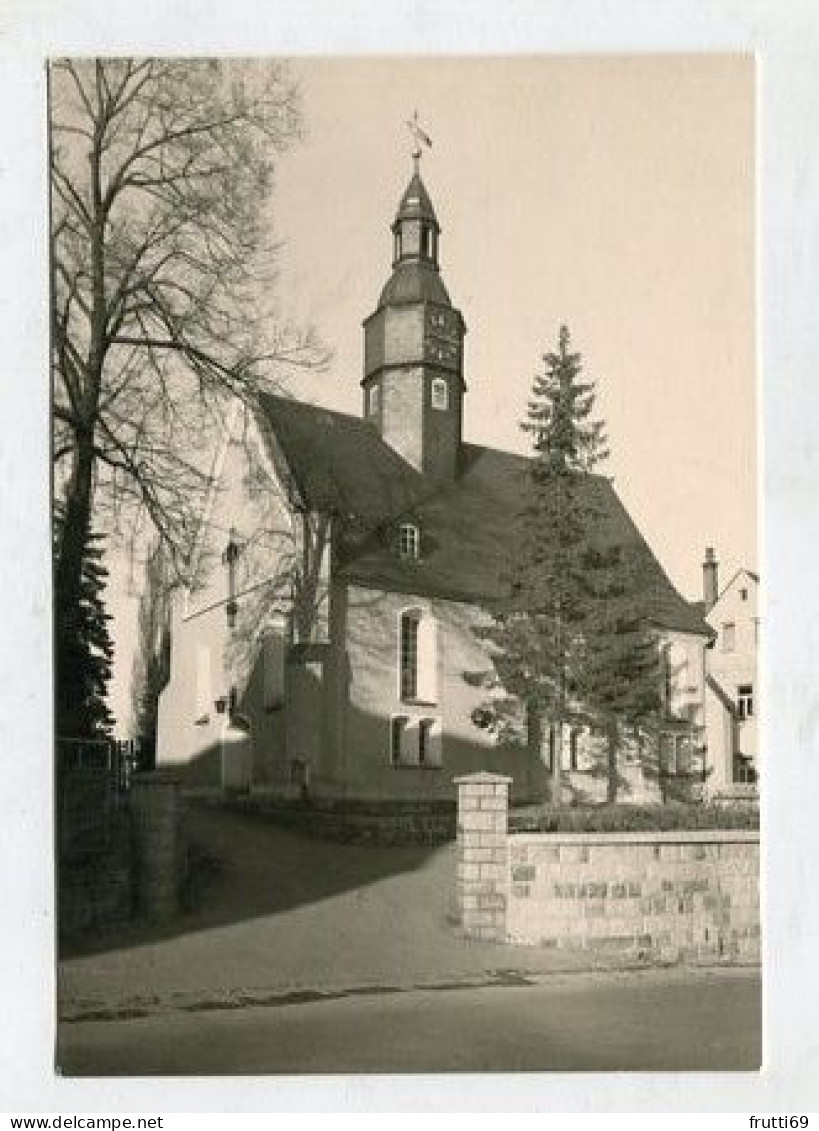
xmin=60 ymin=800 xmax=444 ymax=959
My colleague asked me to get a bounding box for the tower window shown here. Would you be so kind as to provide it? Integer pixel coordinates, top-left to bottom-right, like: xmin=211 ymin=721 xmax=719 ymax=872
xmin=367 ymin=383 xmax=380 ymax=417
xmin=399 ymin=523 xmax=419 ymax=560
xmin=421 ymin=225 xmax=431 ymax=258
xmin=431 ymin=377 xmax=449 ymax=410
xmin=722 ymin=622 xmax=736 ymax=653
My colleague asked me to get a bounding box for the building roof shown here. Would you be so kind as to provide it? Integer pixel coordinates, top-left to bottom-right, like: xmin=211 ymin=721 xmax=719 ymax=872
xmin=256 ymin=393 xmax=426 ymax=519
xmin=395 ymin=171 xmax=439 ymax=228
xmin=258 ymin=394 xmax=711 ymax=637
xmin=378 ymin=260 xmax=451 ymax=308
xmin=706 ymin=566 xmax=760 ymax=619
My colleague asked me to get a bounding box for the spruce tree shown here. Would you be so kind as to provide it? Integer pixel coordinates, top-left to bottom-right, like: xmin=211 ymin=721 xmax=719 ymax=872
xmin=479 ymin=325 xmax=669 ymax=806
xmin=481 ymin=325 xmax=608 ymax=805
xmin=576 ymin=544 xmax=663 ymax=802
xmin=54 ymin=513 xmax=115 ymax=742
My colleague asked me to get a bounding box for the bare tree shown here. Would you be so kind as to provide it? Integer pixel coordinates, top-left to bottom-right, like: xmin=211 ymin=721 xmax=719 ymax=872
xmin=51 ymin=58 xmax=325 ymax=695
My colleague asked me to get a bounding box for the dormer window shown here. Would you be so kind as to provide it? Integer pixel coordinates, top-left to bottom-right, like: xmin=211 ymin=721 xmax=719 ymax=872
xmin=431 ymin=377 xmax=449 ymax=410
xmin=399 ymin=523 xmax=419 ymax=560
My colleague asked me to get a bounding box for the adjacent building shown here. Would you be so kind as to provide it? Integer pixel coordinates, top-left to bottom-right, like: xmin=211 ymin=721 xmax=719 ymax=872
xmin=702 ymin=548 xmax=760 ymax=791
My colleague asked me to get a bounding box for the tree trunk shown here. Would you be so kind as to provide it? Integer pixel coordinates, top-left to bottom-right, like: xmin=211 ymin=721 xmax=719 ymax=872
xmin=551 ymin=719 xmax=564 ymax=808
xmin=605 ymin=717 xmax=619 ymax=804
xmin=55 ymin=438 xmax=94 ymax=618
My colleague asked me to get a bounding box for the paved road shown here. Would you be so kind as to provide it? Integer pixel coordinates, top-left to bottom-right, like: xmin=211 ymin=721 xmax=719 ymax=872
xmin=58 ymin=968 xmax=761 ymax=1074
xmin=59 ymin=802 xmax=607 ymax=1017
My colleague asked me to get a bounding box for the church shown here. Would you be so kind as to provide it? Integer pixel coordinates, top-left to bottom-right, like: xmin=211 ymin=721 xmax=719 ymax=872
xmin=156 ymin=154 xmax=712 ymax=805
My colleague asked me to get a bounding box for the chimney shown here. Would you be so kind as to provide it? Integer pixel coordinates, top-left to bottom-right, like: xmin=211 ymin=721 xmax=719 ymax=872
xmin=703 ymin=546 xmax=719 ymax=613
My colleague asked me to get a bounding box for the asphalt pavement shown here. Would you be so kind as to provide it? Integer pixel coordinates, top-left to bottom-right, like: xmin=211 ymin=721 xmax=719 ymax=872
xmin=58 ymin=967 xmax=761 ymax=1074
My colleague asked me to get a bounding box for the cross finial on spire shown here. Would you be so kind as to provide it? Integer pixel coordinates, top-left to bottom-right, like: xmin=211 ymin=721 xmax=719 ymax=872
xmin=406 ymin=110 xmax=432 ymax=173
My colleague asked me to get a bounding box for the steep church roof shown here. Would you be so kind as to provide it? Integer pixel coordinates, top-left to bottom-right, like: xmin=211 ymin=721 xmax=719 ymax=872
xmin=256 ymin=392 xmax=425 ymax=519
xmin=258 ymin=393 xmax=711 ymax=638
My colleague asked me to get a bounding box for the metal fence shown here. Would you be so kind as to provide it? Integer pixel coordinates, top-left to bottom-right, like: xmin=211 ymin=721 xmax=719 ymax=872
xmin=57 ymin=737 xmax=138 ymax=857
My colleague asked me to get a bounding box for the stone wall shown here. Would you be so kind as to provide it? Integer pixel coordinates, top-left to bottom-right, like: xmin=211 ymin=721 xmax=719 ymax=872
xmin=506 ymin=830 xmax=759 ymax=961
xmin=454 ymin=773 xmax=760 ymax=962
xmin=130 ymin=772 xmax=184 ymax=923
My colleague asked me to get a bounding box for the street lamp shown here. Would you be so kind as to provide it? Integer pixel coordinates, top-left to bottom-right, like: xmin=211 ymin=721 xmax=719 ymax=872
xmin=223 ymin=527 xmax=241 ymax=629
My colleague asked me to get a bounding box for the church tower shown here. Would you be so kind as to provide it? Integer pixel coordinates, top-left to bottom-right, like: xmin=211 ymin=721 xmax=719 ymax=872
xmin=362 ymin=155 xmax=466 ymax=483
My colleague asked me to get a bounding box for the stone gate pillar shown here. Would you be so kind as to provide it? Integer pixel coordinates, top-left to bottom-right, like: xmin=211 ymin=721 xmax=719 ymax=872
xmin=453 ymin=772 xmax=511 ymax=941
xmin=130 ymin=771 xmax=182 ymax=923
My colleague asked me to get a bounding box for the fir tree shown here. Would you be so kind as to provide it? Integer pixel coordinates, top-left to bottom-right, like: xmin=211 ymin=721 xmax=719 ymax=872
xmin=54 ymin=513 xmax=115 ymax=741
xmin=576 ymin=544 xmax=663 ymax=802
xmin=480 ymin=325 xmax=608 ymax=804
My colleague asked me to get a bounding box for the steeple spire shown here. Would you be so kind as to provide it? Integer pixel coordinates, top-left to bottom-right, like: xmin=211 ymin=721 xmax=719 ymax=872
xmin=362 ymin=144 xmax=467 ymax=484
xmin=406 ymin=109 xmax=432 ymax=174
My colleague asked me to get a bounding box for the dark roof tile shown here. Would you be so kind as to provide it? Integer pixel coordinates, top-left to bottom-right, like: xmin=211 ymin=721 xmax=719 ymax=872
xmin=258 ymin=396 xmax=710 ymax=637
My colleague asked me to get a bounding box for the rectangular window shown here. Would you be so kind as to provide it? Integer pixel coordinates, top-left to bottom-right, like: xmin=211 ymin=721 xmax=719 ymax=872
xmin=675 ymin=734 xmax=692 ymax=775
xmin=660 ymin=732 xmax=692 ymax=775
xmin=391 ymin=716 xmax=408 ymax=764
xmin=367 ymin=384 xmax=380 ymax=416
xmin=399 ymin=523 xmax=419 ymax=560
xmin=545 ymin=725 xmax=555 ymax=772
xmin=659 ymin=732 xmax=675 ymax=775
xmin=431 ymin=377 xmax=449 ymax=410
xmin=737 ymin=684 xmax=754 ymax=720
xmin=569 ymin=728 xmax=580 ymax=772
xmin=722 ymin=622 xmax=736 ymax=652
xmin=418 ymin=718 xmax=433 ymax=765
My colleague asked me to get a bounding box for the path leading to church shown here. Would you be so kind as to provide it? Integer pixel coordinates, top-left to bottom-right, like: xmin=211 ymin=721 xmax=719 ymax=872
xmin=59 ymin=800 xmax=658 ymax=1020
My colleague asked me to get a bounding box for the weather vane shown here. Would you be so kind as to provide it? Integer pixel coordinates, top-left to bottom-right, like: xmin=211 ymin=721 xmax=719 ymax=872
xmin=406 ymin=109 xmax=432 ymax=171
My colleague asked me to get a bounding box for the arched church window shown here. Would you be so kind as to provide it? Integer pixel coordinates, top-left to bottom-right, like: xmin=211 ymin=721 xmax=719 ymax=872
xmin=420 ymin=224 xmax=431 ymax=259
xmin=399 ymin=522 xmax=419 ymax=560
xmin=399 ymin=607 xmax=438 ymax=703
xmin=431 ymin=377 xmax=449 ymax=410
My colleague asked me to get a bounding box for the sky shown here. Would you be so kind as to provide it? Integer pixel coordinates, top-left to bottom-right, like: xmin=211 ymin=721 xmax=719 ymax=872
xmin=109 ymin=54 xmax=756 ymax=731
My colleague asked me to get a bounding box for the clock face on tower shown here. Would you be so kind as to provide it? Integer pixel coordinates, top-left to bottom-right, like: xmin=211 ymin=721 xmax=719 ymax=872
xmin=425 ymin=308 xmax=460 ymax=368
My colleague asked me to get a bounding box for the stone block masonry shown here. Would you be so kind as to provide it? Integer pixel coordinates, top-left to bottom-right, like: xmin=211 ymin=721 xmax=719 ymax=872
xmin=506 ymin=830 xmax=759 ymax=962
xmin=454 ymin=773 xmax=760 ymax=962
xmin=130 ymin=771 xmax=184 ymax=923
xmin=454 ymin=772 xmax=512 ymax=941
